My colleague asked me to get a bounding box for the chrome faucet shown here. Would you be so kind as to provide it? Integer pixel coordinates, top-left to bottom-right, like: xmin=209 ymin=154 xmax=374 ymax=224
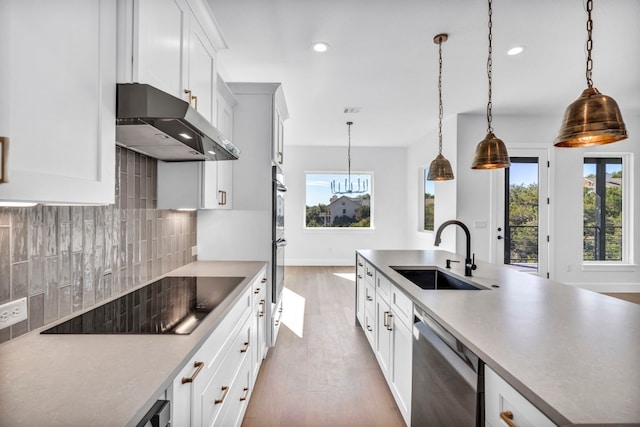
xmin=434 ymin=220 xmax=477 ymax=276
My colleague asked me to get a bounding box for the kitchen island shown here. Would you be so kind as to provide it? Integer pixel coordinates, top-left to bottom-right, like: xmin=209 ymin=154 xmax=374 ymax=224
xmin=0 ymin=261 xmax=267 ymax=427
xmin=358 ymin=249 xmax=640 ymax=426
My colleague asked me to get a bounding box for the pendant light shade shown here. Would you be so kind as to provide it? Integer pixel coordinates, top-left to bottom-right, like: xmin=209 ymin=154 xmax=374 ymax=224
xmin=555 ymin=87 xmax=627 ymax=147
xmin=471 ymin=132 xmax=510 ymax=169
xmin=427 ymin=153 xmax=455 ymax=180
xmin=555 ymin=0 xmax=627 ymax=147
xmin=427 ymin=33 xmax=454 ymax=181
xmin=472 ymin=0 xmax=510 ymax=170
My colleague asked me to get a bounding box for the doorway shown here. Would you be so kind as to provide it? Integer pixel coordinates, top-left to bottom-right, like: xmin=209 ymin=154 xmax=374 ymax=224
xmin=492 ymin=149 xmax=550 ymax=277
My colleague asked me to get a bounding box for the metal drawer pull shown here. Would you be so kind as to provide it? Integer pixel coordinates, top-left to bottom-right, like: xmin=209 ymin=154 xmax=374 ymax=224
xmin=254 ymin=287 xmax=260 ymax=294
xmin=358 ymin=262 xmax=363 ymax=267
xmin=214 ymin=386 xmax=229 ymax=405
xmin=366 ymin=295 xmax=372 ymax=301
xmin=357 ymin=274 xmax=363 ymax=279
xmin=500 ymin=411 xmax=517 ymax=427
xmin=240 ymin=341 xmax=250 ymax=353
xmin=366 ymin=271 xmax=373 ymax=277
xmin=386 ymin=313 xmax=393 ymax=331
xmin=366 ymin=324 xmax=373 ymax=332
xmin=261 ymin=277 xmax=267 ymax=283
xmin=259 ymin=299 xmax=265 ymax=317
xmin=181 ymin=361 xmax=204 ymax=384
xmin=0 ymin=137 xmax=8 ymax=184
xmin=240 ymin=387 xmax=250 ymax=401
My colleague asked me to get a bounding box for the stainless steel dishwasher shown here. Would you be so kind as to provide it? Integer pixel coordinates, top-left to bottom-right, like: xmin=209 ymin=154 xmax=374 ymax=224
xmin=412 ymin=306 xmax=485 ymax=427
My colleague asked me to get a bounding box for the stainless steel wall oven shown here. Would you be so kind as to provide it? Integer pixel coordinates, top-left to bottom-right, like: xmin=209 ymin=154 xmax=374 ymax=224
xmin=272 ymin=165 xmax=286 ymax=304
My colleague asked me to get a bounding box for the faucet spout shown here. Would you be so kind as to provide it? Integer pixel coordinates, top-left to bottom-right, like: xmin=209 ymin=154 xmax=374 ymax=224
xmin=434 ymin=220 xmax=477 ymax=276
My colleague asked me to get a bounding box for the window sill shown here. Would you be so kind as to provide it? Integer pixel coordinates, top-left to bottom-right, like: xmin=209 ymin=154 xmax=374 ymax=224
xmin=303 ymin=227 xmax=376 ymax=234
xmin=581 ymin=262 xmax=637 ymax=272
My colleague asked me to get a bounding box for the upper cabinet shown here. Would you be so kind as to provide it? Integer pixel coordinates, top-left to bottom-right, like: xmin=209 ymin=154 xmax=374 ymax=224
xmin=0 ymin=0 xmax=116 ymax=204
xmin=117 ymin=0 xmax=227 ymax=125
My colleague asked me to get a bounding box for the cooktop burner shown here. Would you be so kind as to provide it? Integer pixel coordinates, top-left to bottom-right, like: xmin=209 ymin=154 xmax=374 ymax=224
xmin=41 ymin=276 xmax=245 ymax=335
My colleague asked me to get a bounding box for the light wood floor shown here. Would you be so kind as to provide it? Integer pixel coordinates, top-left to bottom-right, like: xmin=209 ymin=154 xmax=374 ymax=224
xmin=242 ymin=266 xmax=405 ymax=427
xmin=602 ymin=293 xmax=640 ymax=305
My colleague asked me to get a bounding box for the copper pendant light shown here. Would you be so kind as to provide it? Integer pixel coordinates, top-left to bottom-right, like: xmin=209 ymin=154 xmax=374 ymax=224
xmin=427 ymin=34 xmax=455 ymax=181
xmin=554 ymin=0 xmax=627 ymax=147
xmin=471 ymin=0 xmax=510 ymax=170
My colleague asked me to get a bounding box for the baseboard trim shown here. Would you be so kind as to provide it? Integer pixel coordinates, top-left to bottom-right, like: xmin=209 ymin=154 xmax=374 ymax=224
xmin=568 ymin=283 xmax=640 ymax=293
xmin=285 ymin=258 xmax=354 ymax=267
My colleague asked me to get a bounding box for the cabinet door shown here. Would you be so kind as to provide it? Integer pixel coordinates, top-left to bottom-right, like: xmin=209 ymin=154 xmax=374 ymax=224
xmin=186 ymin=16 xmax=216 ymax=124
xmin=356 ymin=257 xmax=365 ymax=326
xmin=391 ymin=318 xmax=412 ymax=425
xmin=272 ymin=108 xmax=285 ymax=165
xmin=134 ymin=0 xmax=188 ymax=98
xmin=0 ymin=0 xmax=115 ymax=204
xmin=376 ymin=301 xmax=392 ymax=376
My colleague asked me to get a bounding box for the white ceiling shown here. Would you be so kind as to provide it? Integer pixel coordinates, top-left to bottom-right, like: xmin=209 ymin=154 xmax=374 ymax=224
xmin=207 ymin=0 xmax=640 ymax=148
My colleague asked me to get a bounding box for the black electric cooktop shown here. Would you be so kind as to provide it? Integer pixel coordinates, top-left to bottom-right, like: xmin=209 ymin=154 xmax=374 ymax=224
xmin=41 ymin=276 xmax=245 ymax=335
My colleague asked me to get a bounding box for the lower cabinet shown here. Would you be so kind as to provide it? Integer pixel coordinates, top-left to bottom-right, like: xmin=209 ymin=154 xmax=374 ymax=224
xmin=252 ymin=274 xmax=268 ymax=382
xmin=485 ymin=366 xmax=557 ymax=427
xmin=358 ymin=260 xmax=412 ymax=426
xmin=170 ymin=267 xmax=267 ymax=426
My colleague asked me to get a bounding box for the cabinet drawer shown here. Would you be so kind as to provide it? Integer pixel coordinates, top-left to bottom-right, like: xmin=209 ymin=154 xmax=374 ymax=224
xmin=485 ymin=366 xmax=556 ymax=427
xmin=219 ymin=347 xmax=253 ymax=427
xmin=363 ymin=308 xmax=376 ymax=348
xmin=364 ymin=261 xmax=376 ymax=285
xmin=364 ymin=280 xmax=376 ymax=314
xmin=252 ymin=271 xmax=268 ymax=298
xmin=199 ymin=315 xmax=252 ymax=427
xmin=376 ymin=272 xmax=391 ymax=304
xmin=390 ymin=284 xmax=412 ymax=329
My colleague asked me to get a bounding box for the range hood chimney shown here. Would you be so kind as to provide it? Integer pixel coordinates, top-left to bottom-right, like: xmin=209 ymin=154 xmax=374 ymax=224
xmin=116 ymin=83 xmax=240 ymax=161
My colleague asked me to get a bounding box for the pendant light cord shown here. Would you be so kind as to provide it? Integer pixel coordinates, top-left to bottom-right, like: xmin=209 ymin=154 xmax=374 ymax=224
xmin=486 ymin=0 xmax=494 ymax=134
xmin=438 ymin=38 xmax=444 ymax=154
xmin=585 ymin=0 xmax=594 ymax=88
xmin=347 ymin=121 xmax=353 ymax=185
xmin=438 ymin=38 xmax=442 ymax=154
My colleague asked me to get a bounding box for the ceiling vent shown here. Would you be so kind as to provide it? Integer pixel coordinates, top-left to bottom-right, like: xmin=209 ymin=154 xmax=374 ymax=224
xmin=343 ymin=107 xmax=362 ymax=114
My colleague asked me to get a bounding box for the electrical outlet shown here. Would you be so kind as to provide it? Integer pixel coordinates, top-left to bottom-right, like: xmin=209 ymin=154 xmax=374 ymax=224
xmin=0 ymin=297 xmax=28 ymax=330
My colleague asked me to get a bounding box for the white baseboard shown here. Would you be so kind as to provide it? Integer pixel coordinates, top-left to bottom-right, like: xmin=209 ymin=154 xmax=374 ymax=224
xmin=567 ymin=282 xmax=640 ymax=293
xmin=285 ymin=258 xmax=354 ymax=267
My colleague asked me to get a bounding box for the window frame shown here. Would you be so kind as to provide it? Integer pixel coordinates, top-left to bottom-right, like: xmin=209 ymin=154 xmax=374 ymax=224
xmin=582 ymin=152 xmax=633 ymax=269
xmin=303 ymin=171 xmax=374 ymax=231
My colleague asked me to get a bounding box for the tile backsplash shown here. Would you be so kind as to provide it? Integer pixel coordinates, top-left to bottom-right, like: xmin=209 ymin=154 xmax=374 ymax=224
xmin=0 ymin=147 xmax=197 ymax=343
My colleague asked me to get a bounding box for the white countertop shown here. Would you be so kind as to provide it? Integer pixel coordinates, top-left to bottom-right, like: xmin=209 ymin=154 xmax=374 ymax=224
xmin=358 ymin=249 xmax=640 ymax=426
xmin=0 ymin=261 xmax=267 ymax=427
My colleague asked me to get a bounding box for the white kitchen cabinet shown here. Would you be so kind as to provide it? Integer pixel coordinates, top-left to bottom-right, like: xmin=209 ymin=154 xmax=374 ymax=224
xmin=252 ymin=273 xmax=268 ymax=382
xmin=356 ymin=255 xmax=366 ymax=326
xmin=157 ymin=160 xmax=232 ymax=210
xmin=171 ymin=283 xmax=253 ymax=426
xmin=0 ymin=0 xmax=116 ymax=204
xmin=360 ymin=260 xmax=412 ymax=426
xmin=118 ymin=0 xmax=226 ymax=125
xmin=485 ymin=365 xmax=557 ymax=427
xmin=216 ymin=75 xmax=237 ymax=143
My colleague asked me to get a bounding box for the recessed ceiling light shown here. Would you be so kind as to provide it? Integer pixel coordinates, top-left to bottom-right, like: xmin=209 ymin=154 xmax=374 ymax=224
xmin=178 ymin=133 xmax=193 ymax=140
xmin=312 ymin=42 xmax=330 ymax=53
xmin=507 ymin=46 xmax=525 ymax=56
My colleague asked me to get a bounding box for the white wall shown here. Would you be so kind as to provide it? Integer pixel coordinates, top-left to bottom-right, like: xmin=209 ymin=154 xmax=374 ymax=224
xmin=405 ymin=116 xmax=458 ymax=252
xmin=454 ymin=113 xmax=640 ymax=291
xmin=284 ymin=145 xmax=408 ymax=266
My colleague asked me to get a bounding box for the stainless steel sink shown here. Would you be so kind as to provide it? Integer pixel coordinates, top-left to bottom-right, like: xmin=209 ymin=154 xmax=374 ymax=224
xmin=391 ymin=267 xmax=483 ymax=290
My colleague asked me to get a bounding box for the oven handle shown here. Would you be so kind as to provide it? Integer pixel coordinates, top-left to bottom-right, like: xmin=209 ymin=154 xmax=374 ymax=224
xmin=275 ymin=180 xmax=287 ymax=192
xmin=275 ymin=238 xmax=287 ymax=247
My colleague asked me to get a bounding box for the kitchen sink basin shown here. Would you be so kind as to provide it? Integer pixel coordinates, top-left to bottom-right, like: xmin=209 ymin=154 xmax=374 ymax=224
xmin=391 ymin=267 xmax=483 ymax=290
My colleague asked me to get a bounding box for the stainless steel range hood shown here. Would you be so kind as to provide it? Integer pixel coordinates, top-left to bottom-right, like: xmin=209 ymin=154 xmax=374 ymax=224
xmin=116 ymin=83 xmax=240 ymax=161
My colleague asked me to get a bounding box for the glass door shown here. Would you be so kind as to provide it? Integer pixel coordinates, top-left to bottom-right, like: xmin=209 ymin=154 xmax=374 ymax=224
xmin=492 ymin=149 xmax=549 ymax=277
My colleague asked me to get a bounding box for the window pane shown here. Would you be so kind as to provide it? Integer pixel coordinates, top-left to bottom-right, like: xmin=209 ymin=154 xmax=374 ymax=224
xmin=505 ymin=159 xmax=538 ymax=271
xmin=305 ymin=173 xmax=371 ymax=228
xmin=583 ymin=158 xmax=623 ymax=261
xmin=424 ymin=169 xmax=435 ymax=231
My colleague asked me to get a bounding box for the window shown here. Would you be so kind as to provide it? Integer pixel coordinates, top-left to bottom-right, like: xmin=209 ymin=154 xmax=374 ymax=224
xmin=424 ymin=169 xmax=435 ymax=231
xmin=583 ymin=157 xmax=624 ymax=261
xmin=305 ymin=173 xmax=372 ymax=228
